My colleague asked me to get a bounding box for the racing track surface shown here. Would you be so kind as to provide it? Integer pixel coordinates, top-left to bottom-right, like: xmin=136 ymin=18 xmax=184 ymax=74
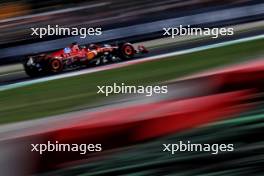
xmin=0 ymin=30 xmax=263 ymax=88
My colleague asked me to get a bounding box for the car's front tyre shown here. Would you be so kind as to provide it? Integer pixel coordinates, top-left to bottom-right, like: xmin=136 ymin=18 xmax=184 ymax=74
xmin=119 ymin=43 xmax=135 ymax=60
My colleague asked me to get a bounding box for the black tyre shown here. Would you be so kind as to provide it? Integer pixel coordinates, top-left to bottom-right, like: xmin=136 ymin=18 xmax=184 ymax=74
xmin=24 ymin=65 xmax=42 ymax=77
xmin=23 ymin=57 xmax=43 ymax=77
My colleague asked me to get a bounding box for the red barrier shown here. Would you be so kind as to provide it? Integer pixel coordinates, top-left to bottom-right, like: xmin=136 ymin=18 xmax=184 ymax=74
xmin=30 ymin=61 xmax=264 ymax=172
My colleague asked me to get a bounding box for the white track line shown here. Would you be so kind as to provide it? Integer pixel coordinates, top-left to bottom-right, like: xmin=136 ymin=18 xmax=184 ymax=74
xmin=0 ymin=34 xmax=263 ymax=92
xmin=0 ymin=71 xmax=25 ymax=77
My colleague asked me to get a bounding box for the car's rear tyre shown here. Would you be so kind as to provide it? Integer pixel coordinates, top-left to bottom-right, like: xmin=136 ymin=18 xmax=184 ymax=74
xmin=23 ymin=57 xmax=43 ymax=77
xmin=49 ymin=58 xmax=63 ymax=73
xmin=24 ymin=65 xmax=42 ymax=77
xmin=119 ymin=43 xmax=135 ymax=60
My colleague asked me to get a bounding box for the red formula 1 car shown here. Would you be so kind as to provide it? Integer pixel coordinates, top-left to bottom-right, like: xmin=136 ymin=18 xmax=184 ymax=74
xmin=23 ymin=42 xmax=148 ymax=77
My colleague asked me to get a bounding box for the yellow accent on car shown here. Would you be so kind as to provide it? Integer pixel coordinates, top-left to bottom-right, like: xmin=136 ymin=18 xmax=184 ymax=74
xmin=87 ymin=52 xmax=96 ymax=60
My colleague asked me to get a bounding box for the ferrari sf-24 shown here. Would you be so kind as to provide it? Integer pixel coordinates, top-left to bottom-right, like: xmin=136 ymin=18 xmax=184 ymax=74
xmin=23 ymin=42 xmax=148 ymax=77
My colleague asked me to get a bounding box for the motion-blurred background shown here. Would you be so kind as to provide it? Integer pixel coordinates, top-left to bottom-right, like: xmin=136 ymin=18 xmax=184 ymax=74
xmin=0 ymin=0 xmax=263 ymax=176
xmin=0 ymin=0 xmax=263 ymax=61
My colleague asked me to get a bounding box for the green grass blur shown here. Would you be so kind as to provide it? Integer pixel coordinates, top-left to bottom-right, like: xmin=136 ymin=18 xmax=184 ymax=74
xmin=0 ymin=39 xmax=263 ymax=124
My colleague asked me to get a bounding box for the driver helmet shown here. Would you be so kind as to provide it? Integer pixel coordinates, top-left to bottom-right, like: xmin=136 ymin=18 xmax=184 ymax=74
xmin=71 ymin=42 xmax=80 ymax=51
